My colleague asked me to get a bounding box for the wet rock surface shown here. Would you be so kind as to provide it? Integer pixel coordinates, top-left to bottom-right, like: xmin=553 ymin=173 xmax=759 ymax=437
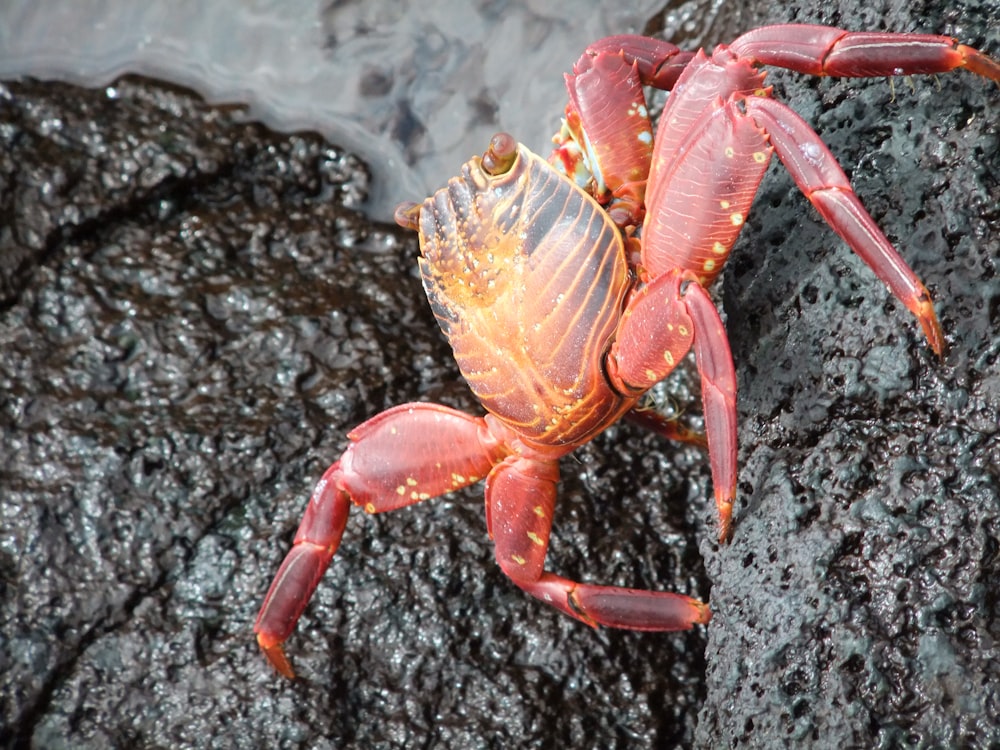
xmin=1 ymin=0 xmax=998 ymax=748
xmin=702 ymin=0 xmax=1000 ymax=746
xmin=0 ymin=75 xmax=710 ymax=748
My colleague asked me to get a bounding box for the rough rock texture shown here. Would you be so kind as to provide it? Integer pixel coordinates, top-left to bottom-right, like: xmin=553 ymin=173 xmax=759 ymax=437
xmin=701 ymin=0 xmax=1000 ymax=747
xmin=0 ymin=75 xmax=709 ymax=748
xmin=0 ymin=1 xmax=998 ymax=748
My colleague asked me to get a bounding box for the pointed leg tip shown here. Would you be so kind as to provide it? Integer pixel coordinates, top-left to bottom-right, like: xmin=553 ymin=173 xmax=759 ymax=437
xmin=257 ymin=634 xmax=296 ymax=679
xmin=913 ymin=296 xmax=945 ymax=359
xmin=929 ymin=328 xmax=946 ymax=361
xmin=715 ymin=495 xmax=734 ymax=544
xmin=923 ymin=318 xmax=945 ymax=360
xmin=692 ymin=599 xmax=713 ymax=625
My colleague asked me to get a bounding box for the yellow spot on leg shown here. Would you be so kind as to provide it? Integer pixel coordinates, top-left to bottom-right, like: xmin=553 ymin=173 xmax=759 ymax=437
xmin=533 ymin=505 xmax=546 ymax=518
xmin=703 ymin=259 xmax=716 ymax=272
xmin=527 ymin=532 xmax=545 ymax=547
xmin=663 ymin=350 xmax=675 ymax=366
xmin=511 ymin=554 xmax=527 ymax=566
xmin=364 ymin=502 xmax=376 ymax=514
xmin=713 ymin=241 xmax=727 ymax=255
xmin=753 ymin=151 xmax=767 ymax=163
xmin=730 ymin=212 xmax=744 ymax=227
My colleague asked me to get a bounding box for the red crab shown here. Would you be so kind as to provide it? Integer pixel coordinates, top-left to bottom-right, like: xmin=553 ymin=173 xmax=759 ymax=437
xmin=255 ymin=24 xmax=1000 ymax=677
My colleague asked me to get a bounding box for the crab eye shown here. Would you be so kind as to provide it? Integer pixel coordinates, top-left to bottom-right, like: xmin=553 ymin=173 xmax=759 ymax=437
xmin=481 ymin=132 xmax=518 ymax=176
xmin=393 ymin=201 xmax=421 ymax=231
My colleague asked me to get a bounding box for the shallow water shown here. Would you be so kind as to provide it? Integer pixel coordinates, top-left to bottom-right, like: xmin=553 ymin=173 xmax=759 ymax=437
xmin=0 ymin=0 xmax=733 ymax=218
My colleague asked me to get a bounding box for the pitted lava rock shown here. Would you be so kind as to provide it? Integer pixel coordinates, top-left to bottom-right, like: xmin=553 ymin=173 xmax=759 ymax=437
xmin=1 ymin=0 xmax=999 ymax=746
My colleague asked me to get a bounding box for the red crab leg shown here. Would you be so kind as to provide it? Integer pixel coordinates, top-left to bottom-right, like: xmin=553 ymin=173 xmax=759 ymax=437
xmin=485 ymin=454 xmax=711 ymax=629
xmin=641 ymin=90 xmax=773 ymax=286
xmin=625 ymin=407 xmax=708 ymax=448
xmin=607 ymin=269 xmax=738 ymax=540
xmin=743 ymin=96 xmax=944 ymax=354
xmin=586 ymin=35 xmax=696 ymax=89
xmin=638 ymin=47 xmax=947 ymax=355
xmin=254 ymin=402 xmax=506 ymax=678
xmin=729 ymin=24 xmax=1000 ymax=82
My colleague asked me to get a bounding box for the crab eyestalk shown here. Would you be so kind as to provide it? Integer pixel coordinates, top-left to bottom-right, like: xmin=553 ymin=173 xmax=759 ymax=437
xmin=481 ymin=132 xmax=518 ymax=175
xmin=394 ymin=201 xmax=421 ymax=231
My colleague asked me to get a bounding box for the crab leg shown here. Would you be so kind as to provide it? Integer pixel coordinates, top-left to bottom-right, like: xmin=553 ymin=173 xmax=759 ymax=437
xmin=729 ymin=24 xmax=1000 ymax=81
xmin=636 ymin=48 xmax=948 ymax=354
xmin=255 ymin=462 xmax=350 ymax=678
xmin=584 ymin=35 xmax=696 ymax=89
xmin=486 ymin=455 xmax=711 ymax=630
xmin=744 ymin=96 xmax=945 ymax=355
xmin=624 ymin=407 xmax=708 ymax=447
xmin=608 ymin=269 xmax=738 ymax=540
xmin=254 ymin=403 xmax=506 ymax=677
xmin=640 ymin=94 xmax=773 ymax=285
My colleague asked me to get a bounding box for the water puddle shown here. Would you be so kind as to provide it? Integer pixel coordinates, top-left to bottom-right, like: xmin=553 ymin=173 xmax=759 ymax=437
xmin=0 ymin=0 xmax=734 ymax=218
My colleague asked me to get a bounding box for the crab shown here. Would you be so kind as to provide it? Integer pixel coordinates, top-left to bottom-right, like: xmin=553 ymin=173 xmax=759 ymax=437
xmin=255 ymin=24 xmax=1000 ymax=677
